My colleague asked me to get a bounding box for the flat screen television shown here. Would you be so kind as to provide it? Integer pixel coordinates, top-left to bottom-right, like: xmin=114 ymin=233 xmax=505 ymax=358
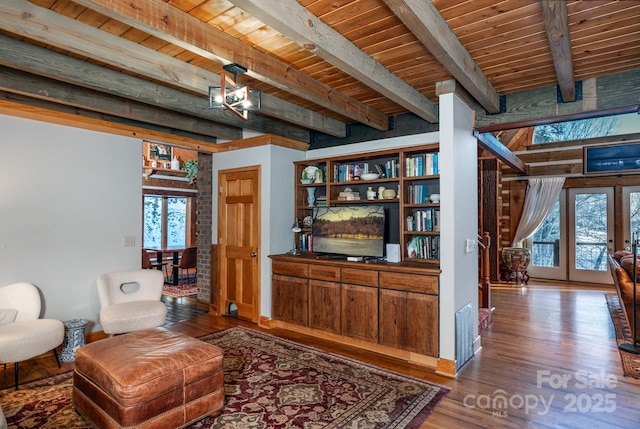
xmin=312 ymin=205 xmax=385 ymax=258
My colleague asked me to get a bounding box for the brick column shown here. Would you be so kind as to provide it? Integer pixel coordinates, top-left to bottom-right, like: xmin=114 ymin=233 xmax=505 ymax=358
xmin=196 ymin=153 xmax=213 ymax=303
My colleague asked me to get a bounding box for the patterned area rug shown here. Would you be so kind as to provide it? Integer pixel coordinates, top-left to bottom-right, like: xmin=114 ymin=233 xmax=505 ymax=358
xmin=605 ymin=293 xmax=640 ymax=378
xmin=1 ymin=327 xmax=449 ymax=428
xmin=162 ymin=283 xmax=198 ymax=298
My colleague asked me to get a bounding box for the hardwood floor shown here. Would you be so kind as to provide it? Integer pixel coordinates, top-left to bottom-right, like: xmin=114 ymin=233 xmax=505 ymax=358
xmin=3 ymin=281 xmax=640 ymax=428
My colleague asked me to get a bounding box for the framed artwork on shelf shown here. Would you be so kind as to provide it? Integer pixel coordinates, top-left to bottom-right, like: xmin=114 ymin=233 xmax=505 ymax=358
xmin=146 ymin=141 xmax=173 ymax=162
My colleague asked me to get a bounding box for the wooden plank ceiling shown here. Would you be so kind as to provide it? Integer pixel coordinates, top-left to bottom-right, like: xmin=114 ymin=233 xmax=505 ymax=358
xmin=0 ymin=0 xmax=638 ymax=146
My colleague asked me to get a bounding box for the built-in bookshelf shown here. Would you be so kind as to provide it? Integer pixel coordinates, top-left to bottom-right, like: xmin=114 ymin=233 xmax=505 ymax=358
xmin=293 ymin=144 xmax=440 ymax=264
xmin=401 ymin=148 xmax=440 ymax=263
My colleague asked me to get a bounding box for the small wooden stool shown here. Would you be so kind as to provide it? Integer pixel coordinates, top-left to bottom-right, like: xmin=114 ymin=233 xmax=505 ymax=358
xmin=73 ymin=327 xmax=224 ymax=429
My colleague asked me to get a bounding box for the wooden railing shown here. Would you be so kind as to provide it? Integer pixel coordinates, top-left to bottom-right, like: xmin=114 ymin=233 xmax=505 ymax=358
xmin=478 ymin=232 xmax=491 ymax=309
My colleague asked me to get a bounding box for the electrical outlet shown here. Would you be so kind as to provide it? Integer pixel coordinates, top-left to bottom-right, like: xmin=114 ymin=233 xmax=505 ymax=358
xmin=124 ymin=236 xmax=136 ymax=247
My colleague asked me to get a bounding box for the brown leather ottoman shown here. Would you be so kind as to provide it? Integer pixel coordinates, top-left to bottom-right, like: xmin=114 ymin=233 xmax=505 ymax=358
xmin=72 ymin=327 xmax=224 ymax=429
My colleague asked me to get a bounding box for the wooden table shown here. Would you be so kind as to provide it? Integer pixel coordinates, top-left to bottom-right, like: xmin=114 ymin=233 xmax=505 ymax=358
xmin=148 ymin=247 xmax=185 ymax=285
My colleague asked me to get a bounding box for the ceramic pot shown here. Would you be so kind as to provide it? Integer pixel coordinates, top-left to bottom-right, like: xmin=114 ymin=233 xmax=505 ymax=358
xmin=367 ymin=187 xmax=376 ymax=200
xmin=502 ymin=247 xmax=531 ymax=286
xmin=382 ymin=188 xmax=396 ymax=199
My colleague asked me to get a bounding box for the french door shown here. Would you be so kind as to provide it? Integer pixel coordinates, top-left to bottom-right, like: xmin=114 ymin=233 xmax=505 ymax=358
xmin=622 ymin=186 xmax=640 ymax=250
xmin=567 ymin=187 xmax=614 ymax=283
xmin=527 ymin=187 xmax=615 ymax=284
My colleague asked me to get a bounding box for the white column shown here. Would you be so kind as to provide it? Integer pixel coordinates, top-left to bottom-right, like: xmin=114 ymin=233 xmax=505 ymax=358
xmin=438 ymin=92 xmax=479 ymax=367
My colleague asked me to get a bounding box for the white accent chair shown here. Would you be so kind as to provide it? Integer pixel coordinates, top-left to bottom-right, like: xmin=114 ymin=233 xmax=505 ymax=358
xmin=0 ymin=282 xmax=64 ymax=390
xmin=97 ymin=270 xmax=167 ymax=335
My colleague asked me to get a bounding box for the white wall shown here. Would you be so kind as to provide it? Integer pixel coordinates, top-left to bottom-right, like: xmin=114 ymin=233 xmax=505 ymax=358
xmin=212 ymin=144 xmax=305 ymax=318
xmin=307 ymin=132 xmax=440 ymax=159
xmin=0 ymin=114 xmax=143 ymax=332
xmin=439 ymin=93 xmax=479 ymax=362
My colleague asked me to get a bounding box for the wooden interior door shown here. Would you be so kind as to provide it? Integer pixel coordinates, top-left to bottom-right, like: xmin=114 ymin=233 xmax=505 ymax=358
xmin=218 ymin=166 xmax=260 ymax=322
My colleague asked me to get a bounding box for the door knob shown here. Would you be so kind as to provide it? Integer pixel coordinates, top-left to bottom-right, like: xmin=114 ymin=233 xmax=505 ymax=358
xmin=250 ymin=252 xmax=257 ymax=257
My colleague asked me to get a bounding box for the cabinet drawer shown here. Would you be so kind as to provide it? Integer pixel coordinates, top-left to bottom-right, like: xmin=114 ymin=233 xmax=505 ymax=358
xmin=342 ymin=268 xmax=378 ymax=287
xmin=308 ymin=264 xmax=341 ymax=281
xmin=272 ymin=261 xmax=308 ymax=278
xmin=379 ymin=271 xmax=438 ymax=294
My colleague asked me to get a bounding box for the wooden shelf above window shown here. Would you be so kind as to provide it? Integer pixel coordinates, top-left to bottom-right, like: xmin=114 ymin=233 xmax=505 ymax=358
xmin=142 ymin=167 xmax=187 ymax=179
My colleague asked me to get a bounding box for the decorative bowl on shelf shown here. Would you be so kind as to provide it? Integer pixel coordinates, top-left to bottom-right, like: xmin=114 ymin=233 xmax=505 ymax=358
xmin=382 ymin=188 xmax=397 ymax=199
xmin=360 ymin=173 xmax=380 ymax=181
xmin=301 ymin=165 xmax=320 ymax=183
xmin=300 ymin=179 xmax=313 ymax=184
xmin=429 ymin=194 xmax=440 ymax=203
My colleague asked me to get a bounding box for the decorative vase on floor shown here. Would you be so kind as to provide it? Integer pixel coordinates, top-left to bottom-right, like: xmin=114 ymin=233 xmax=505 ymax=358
xmin=502 ymin=247 xmax=531 ymax=286
xmin=60 ymin=318 xmax=89 ymax=362
xmin=307 ymin=187 xmax=316 ymax=206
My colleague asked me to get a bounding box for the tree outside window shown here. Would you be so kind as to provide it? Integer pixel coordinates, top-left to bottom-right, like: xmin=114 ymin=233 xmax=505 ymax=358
xmin=144 ymin=195 xmax=189 ymax=249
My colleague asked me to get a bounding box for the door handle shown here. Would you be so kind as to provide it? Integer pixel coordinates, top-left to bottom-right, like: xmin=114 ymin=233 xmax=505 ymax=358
xmin=250 ymin=252 xmax=257 ymax=257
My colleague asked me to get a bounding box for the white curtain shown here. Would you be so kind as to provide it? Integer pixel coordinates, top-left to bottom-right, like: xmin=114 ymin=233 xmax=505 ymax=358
xmin=511 ymin=177 xmax=565 ymax=247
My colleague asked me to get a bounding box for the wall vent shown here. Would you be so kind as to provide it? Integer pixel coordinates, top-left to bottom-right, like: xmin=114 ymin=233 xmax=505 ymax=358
xmin=456 ymin=302 xmax=474 ymax=371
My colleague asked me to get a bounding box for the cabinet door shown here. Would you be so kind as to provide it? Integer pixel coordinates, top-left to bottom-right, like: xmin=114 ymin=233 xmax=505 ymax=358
xmin=405 ymin=292 xmax=438 ymax=356
xmin=379 ymin=289 xmax=439 ymax=357
xmin=379 ymin=288 xmax=406 ymax=349
xmin=272 ymin=274 xmax=308 ymax=326
xmin=309 ymin=280 xmax=341 ymax=334
xmin=341 ymin=283 xmax=378 ymax=342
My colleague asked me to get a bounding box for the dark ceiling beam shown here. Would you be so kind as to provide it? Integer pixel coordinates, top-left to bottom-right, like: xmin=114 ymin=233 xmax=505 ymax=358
xmin=0 ymin=35 xmax=311 ymax=142
xmin=227 ymin=0 xmax=439 ymax=123
xmin=0 ymin=66 xmax=241 ymax=142
xmin=72 ymin=0 xmax=385 ymax=132
xmin=0 ymin=0 xmax=342 ymax=137
xmin=474 ymin=131 xmax=529 ymax=175
xmin=383 ymin=0 xmax=501 ymax=114
xmin=540 ymin=0 xmax=575 ymax=102
xmin=475 ymin=70 xmax=640 ymax=132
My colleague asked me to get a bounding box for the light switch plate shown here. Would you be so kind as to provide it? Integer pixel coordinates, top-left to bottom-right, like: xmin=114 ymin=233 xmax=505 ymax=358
xmin=124 ymin=236 xmax=136 ymax=247
xmin=465 ymin=238 xmax=477 ymax=253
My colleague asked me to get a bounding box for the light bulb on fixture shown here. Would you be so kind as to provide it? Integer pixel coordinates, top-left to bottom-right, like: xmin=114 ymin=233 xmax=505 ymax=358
xmin=208 ymin=63 xmax=261 ymax=120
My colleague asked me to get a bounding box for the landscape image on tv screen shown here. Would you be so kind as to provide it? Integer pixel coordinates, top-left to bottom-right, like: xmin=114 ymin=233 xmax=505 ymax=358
xmin=312 ymin=205 xmax=385 ymax=257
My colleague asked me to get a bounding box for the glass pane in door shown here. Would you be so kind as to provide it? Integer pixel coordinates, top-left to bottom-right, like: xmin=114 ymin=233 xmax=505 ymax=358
xmin=574 ymin=192 xmax=608 ymax=271
xmin=622 ymin=186 xmax=640 ymax=251
xmin=532 ymin=199 xmax=560 ymax=268
xmin=630 ymin=191 xmax=640 ymax=239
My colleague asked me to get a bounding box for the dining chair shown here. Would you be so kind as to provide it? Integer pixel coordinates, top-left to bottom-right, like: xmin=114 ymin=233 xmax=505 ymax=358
xmin=142 ymin=248 xmax=169 ymax=282
xmin=172 ymin=247 xmax=197 ymax=285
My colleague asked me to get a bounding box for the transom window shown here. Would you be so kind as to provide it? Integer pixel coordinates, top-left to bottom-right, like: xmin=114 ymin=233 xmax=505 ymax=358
xmin=533 ymin=112 xmax=640 ymax=144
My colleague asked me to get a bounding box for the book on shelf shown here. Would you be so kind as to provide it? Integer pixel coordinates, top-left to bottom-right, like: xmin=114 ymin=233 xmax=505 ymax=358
xmin=407 ymin=208 xmax=440 ymax=232
xmin=353 ymin=163 xmax=366 ymax=178
xmin=406 ymin=184 xmax=428 ymax=204
xmin=405 ymin=152 xmax=439 ymax=177
xmin=333 ymin=162 xmax=373 ymax=182
xmin=406 ymin=236 xmax=440 ymax=260
xmin=384 ymin=159 xmax=400 ymax=178
xmin=299 ymin=233 xmax=313 ymax=251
